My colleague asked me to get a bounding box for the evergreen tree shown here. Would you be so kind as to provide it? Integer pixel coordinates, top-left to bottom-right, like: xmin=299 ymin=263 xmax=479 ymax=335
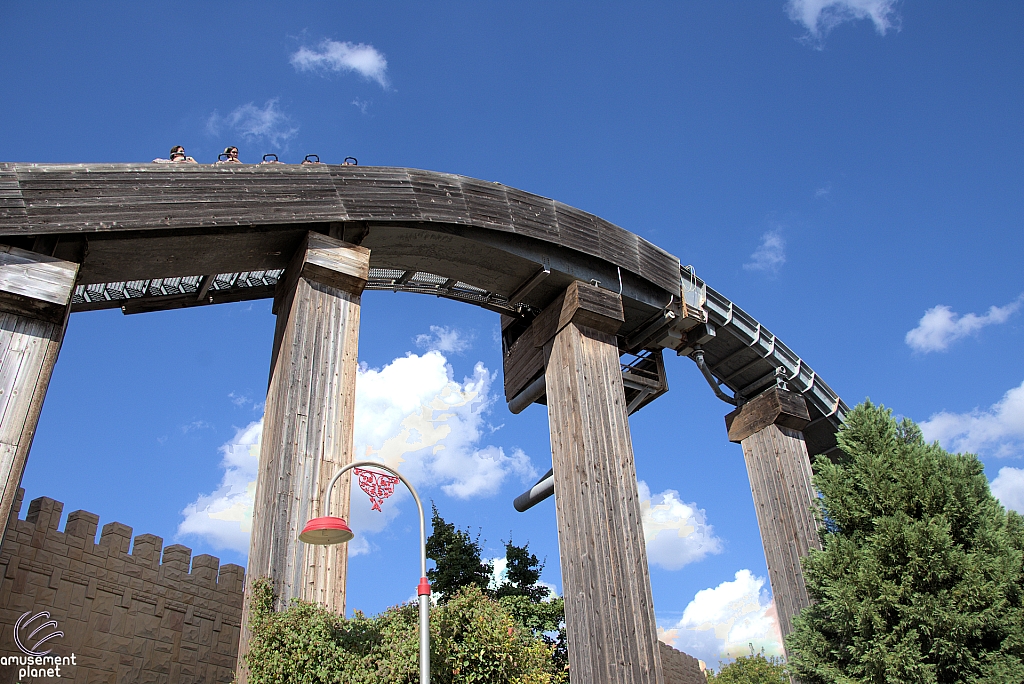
xmin=787 ymin=401 xmax=1024 ymax=683
xmin=425 ymin=503 xmax=493 ymax=601
xmin=495 ymin=539 xmax=552 ymax=603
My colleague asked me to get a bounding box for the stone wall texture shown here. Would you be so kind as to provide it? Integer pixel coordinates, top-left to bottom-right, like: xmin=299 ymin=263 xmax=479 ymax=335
xmin=660 ymin=641 xmax=707 ymax=684
xmin=0 ymin=490 xmax=244 ymax=683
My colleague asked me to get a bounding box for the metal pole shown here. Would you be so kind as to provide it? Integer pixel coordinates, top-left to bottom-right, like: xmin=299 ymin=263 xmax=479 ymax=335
xmin=321 ymin=460 xmax=430 ymax=684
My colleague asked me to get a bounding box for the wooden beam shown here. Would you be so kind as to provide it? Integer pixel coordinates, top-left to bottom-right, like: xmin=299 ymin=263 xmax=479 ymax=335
xmin=502 ymin=280 xmax=624 ymax=403
xmin=724 ymin=386 xmax=820 ymax=641
xmin=725 ymin=386 xmax=810 ymax=443
xmin=0 ymin=164 xmax=683 ymax=299
xmin=543 ymin=281 xmax=664 ymax=683
xmin=75 ymin=227 xmax=309 ymax=285
xmin=0 ymin=244 xmax=78 ymax=323
xmin=237 ymin=232 xmax=368 ymax=684
xmin=0 ymin=249 xmax=78 ymax=550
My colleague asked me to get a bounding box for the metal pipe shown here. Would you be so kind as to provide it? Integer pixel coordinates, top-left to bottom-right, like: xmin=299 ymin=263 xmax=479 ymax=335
xmin=322 ymin=461 xmax=430 ymax=683
xmin=507 ymin=374 xmax=546 ymax=414
xmin=691 ymin=345 xmax=738 ymax=406
xmin=514 ymin=468 xmax=554 ymax=511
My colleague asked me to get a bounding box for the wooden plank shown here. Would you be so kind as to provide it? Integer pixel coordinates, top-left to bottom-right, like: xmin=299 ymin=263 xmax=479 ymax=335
xmin=408 ymin=169 xmax=471 ymax=224
xmin=559 ymin=280 xmax=624 ymax=334
xmin=725 ymin=387 xmax=810 ymax=443
xmin=777 ymin=425 xmax=822 ymax=560
xmin=0 ymin=309 xmax=68 ymax=545
xmin=506 ymin=186 xmax=558 ymax=241
xmin=0 ymin=165 xmax=27 ymax=223
xmin=598 ymin=220 xmax=641 ymax=276
xmin=0 ymin=245 xmax=77 ymax=306
xmin=502 ymin=281 xmax=625 ymax=402
xmin=329 ymin=167 xmax=420 ymax=221
xmin=77 ymin=229 xmax=305 ymax=285
xmin=738 ymin=420 xmax=820 ymax=640
xmin=238 ymin=240 xmax=366 ymax=683
xmin=637 ymin=238 xmax=682 ymax=298
xmin=0 ymin=163 xmax=684 ymax=316
xmin=0 ymin=248 xmax=78 ymax=324
xmin=461 ymin=178 xmax=515 ymax=231
xmin=302 ymin=232 xmax=370 ymax=294
xmin=545 ymin=300 xmax=663 ymax=683
xmin=554 ymin=203 xmax=602 ymax=256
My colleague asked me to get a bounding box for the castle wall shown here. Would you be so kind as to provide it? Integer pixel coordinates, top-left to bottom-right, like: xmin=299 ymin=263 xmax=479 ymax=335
xmin=659 ymin=641 xmax=707 ymax=684
xmin=0 ymin=490 xmax=244 ymax=683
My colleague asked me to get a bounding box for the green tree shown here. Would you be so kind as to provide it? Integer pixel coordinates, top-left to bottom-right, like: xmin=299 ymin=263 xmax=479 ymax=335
xmin=495 ymin=539 xmax=553 ymax=603
xmin=707 ymin=648 xmax=789 ymax=683
xmin=494 ymin=538 xmax=569 ymax=681
xmin=787 ymin=401 xmax=1024 ymax=683
xmin=245 ymin=578 xmax=559 ymax=683
xmin=425 ymin=503 xmax=493 ymax=601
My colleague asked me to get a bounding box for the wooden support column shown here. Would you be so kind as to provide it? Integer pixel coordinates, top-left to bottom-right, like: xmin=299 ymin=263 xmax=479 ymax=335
xmin=237 ymin=233 xmax=368 ymax=681
xmin=534 ymin=281 xmax=664 ymax=683
xmin=725 ymin=386 xmax=821 ymax=640
xmin=0 ymin=245 xmax=78 ymax=545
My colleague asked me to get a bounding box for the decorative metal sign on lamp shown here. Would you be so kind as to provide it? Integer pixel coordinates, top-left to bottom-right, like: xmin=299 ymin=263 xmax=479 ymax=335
xmin=299 ymin=460 xmax=431 ymax=684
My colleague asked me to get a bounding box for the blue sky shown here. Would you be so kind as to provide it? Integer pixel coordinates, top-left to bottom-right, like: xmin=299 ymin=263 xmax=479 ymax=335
xmin=2 ymin=0 xmax=1022 ymax=666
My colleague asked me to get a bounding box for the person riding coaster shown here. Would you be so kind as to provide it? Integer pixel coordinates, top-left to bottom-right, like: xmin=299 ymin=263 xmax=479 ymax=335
xmin=216 ymin=146 xmax=242 ymax=163
xmin=153 ymin=145 xmax=196 ymax=163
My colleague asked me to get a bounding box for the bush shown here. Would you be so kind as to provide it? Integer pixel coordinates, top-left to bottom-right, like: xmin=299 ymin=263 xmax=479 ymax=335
xmin=706 ymin=648 xmax=789 ymax=683
xmin=246 ymin=579 xmax=562 ymax=683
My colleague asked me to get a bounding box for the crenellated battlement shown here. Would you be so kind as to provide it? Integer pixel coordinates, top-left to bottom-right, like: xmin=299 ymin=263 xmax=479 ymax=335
xmin=0 ymin=490 xmax=245 ymax=683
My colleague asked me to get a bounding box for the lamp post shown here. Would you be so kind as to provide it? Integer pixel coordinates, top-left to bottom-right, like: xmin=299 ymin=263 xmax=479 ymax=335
xmin=299 ymin=460 xmax=431 ymax=684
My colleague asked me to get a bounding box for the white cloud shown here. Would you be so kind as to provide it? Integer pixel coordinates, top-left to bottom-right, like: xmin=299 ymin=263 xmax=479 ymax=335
xmin=351 ymin=98 xmax=371 ymax=115
xmin=659 ymin=570 xmax=783 ymax=667
xmin=638 ymin=481 xmax=723 ymax=570
xmin=179 ymin=352 xmax=535 ymax=557
xmin=178 ymin=420 xmax=261 ymax=554
xmin=905 ymin=295 xmax=1022 ymax=353
xmin=920 ymin=380 xmax=1024 ymax=459
xmin=786 ymin=0 xmax=899 ymax=44
xmin=743 ymin=229 xmax=786 ymax=275
xmin=181 ymin=420 xmax=212 ymax=434
xmin=206 ymin=98 xmax=299 ymax=149
xmin=991 ymin=467 xmax=1024 ymax=514
xmin=291 ymin=40 xmax=389 ymax=88
xmin=414 ymin=326 xmax=472 ymax=354
xmin=356 ymin=352 xmax=535 ymax=499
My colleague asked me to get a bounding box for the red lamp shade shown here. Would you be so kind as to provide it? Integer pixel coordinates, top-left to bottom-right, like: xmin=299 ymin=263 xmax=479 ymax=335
xmin=299 ymin=516 xmax=354 ymax=545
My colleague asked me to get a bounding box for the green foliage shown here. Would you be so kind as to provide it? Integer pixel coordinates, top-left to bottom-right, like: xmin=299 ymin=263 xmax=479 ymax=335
xmin=245 ymin=579 xmax=560 ymax=683
xmin=786 ymin=401 xmax=1024 ymax=684
xmin=495 ymin=540 xmax=550 ymax=603
xmin=707 ymin=648 xmax=789 ymax=683
xmin=426 ymin=503 xmax=569 ymax=679
xmin=426 ymin=502 xmax=493 ymax=601
xmin=498 ymin=595 xmax=569 ymax=681
xmin=246 ymin=577 xmax=412 ymax=683
xmin=492 ymin=538 xmax=568 ymax=681
xmin=432 ymin=585 xmax=558 ymax=684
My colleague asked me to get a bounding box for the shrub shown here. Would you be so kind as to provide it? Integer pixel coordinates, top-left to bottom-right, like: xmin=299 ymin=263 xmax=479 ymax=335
xmin=706 ymin=648 xmax=789 ymax=683
xmin=245 ymin=579 xmax=561 ymax=683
